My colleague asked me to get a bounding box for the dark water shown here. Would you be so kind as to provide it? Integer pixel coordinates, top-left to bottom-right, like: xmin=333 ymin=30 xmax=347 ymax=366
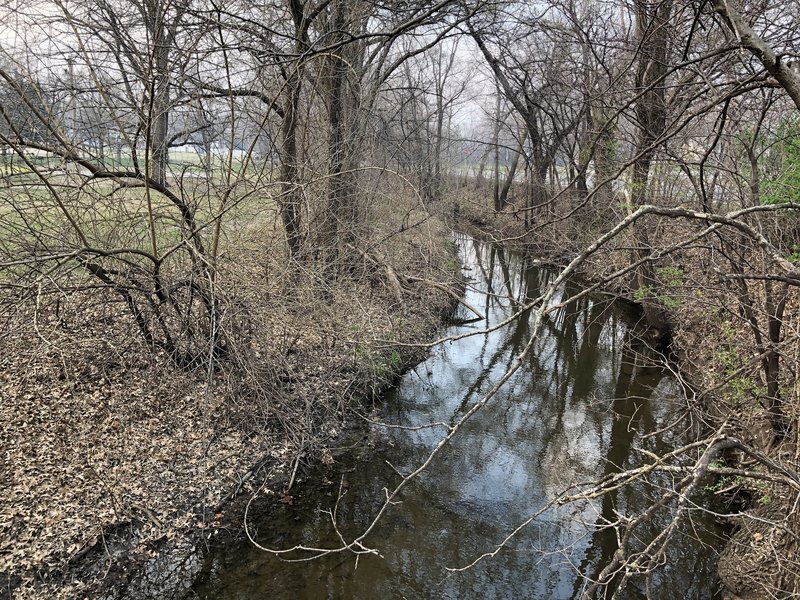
xmin=191 ymin=235 xmax=724 ymax=599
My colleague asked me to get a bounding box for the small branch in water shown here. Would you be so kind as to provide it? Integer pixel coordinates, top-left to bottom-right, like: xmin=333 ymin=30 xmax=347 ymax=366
xmin=405 ymin=274 xmax=486 ymax=321
xmin=286 ymin=440 xmax=304 ymax=493
xmin=355 ymin=410 xmax=451 ymax=432
xmin=447 ymin=316 xmax=484 ymax=326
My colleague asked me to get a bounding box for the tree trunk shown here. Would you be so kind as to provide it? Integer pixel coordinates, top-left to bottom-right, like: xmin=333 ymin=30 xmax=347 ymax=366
xmin=493 ymin=83 xmax=502 ymax=211
xmin=765 ymin=281 xmax=790 ymax=438
xmin=279 ymin=66 xmax=304 ymax=260
xmin=432 ymin=47 xmax=456 ymax=201
xmin=498 ymin=129 xmax=527 ymax=210
xmin=322 ymin=0 xmax=367 ymax=272
xmin=149 ymin=18 xmax=171 ymax=187
xmin=323 ymin=0 xmax=348 ymax=266
xmin=630 ymin=0 xmax=673 ymax=333
xmin=592 ymin=106 xmax=616 ymax=207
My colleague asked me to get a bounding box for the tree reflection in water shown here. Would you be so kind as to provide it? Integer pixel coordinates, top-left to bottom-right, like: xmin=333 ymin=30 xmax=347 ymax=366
xmin=192 ymin=235 xmax=724 ymax=600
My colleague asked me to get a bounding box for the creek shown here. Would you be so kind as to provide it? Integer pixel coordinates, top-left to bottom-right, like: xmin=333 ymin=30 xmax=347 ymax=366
xmin=190 ymin=234 xmax=725 ymax=599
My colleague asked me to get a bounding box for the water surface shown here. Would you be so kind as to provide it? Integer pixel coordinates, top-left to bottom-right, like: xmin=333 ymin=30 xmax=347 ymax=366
xmin=192 ymin=235 xmax=723 ymax=599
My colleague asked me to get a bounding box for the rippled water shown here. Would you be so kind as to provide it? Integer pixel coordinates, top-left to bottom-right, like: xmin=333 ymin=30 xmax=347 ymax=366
xmin=191 ymin=235 xmax=724 ymax=599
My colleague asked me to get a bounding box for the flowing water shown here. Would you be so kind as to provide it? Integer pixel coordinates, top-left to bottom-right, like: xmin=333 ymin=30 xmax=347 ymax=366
xmin=191 ymin=235 xmax=725 ymax=599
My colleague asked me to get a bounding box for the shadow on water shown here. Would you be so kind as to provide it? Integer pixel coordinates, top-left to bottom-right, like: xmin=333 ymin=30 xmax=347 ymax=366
xmin=190 ymin=234 xmax=726 ymax=600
